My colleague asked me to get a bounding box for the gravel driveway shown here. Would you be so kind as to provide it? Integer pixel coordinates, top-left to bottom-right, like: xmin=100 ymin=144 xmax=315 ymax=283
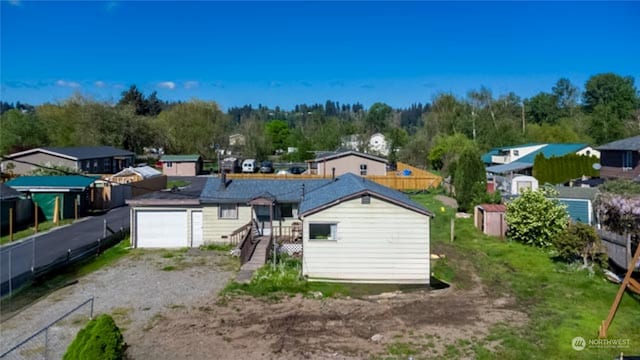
xmin=0 ymin=248 xmax=235 ymax=359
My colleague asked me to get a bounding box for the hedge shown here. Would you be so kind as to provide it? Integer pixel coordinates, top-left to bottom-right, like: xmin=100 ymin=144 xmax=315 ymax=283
xmin=532 ymin=153 xmax=599 ymax=185
xmin=64 ymin=314 xmax=125 ymax=360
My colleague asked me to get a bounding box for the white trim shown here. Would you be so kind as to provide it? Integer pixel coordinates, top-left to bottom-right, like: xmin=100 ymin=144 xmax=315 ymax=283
xmin=6 ymin=148 xmax=79 ymax=161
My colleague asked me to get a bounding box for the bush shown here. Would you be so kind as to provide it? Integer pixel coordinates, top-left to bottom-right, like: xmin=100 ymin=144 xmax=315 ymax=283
xmin=453 ymin=147 xmax=486 ymax=212
xmin=64 ymin=314 xmax=125 ymax=360
xmin=505 ymin=187 xmax=568 ymax=247
xmin=553 ymin=222 xmax=608 ymax=268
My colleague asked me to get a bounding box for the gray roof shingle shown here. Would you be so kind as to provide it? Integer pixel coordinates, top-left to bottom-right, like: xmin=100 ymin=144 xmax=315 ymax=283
xmin=299 ymin=173 xmax=432 ymax=216
xmin=200 ymin=178 xmax=331 ymax=204
xmin=596 ymin=135 xmax=640 ymax=151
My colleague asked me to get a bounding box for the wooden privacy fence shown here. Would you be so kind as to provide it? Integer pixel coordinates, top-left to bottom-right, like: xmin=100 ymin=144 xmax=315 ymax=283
xmin=226 ymin=162 xmax=442 ymax=191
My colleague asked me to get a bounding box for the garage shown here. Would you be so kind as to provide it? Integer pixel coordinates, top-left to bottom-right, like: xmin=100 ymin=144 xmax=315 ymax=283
xmin=135 ymin=210 xmax=188 ymax=248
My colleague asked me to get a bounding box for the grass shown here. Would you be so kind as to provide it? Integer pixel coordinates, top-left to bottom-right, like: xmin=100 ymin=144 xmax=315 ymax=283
xmin=201 ymin=243 xmax=234 ymax=252
xmin=166 ymin=180 xmax=190 ymax=189
xmin=0 ymin=219 xmax=75 ymax=245
xmin=1 ymin=237 xmax=132 ymax=321
xmin=221 ymin=255 xmax=348 ymax=301
xmin=407 ymin=192 xmax=640 ymax=360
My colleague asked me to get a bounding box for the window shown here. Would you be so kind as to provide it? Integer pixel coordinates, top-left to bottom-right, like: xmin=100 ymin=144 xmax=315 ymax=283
xmin=513 ymin=150 xmax=520 ymax=156
xmin=103 ymin=158 xmax=112 ymax=172
xmin=309 ymin=223 xmax=338 ymax=240
xmin=623 ymin=151 xmax=633 ymax=171
xmin=360 ymin=164 xmax=367 ymax=176
xmin=361 ymin=195 xmax=371 ymax=204
xmin=93 ymin=159 xmax=98 ymax=171
xmin=278 ymin=203 xmax=294 ymax=219
xmin=219 ymin=204 xmax=238 ymax=219
xmin=166 ymin=161 xmax=173 ymax=168
xmin=84 ymin=160 xmax=90 ymax=170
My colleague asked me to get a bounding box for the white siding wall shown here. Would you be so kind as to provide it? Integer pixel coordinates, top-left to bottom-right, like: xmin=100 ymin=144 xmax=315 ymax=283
xmin=302 ymin=197 xmax=430 ymax=284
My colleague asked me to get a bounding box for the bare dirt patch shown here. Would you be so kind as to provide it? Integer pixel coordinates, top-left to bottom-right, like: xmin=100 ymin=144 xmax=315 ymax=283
xmin=132 ymin=262 xmax=527 ymax=360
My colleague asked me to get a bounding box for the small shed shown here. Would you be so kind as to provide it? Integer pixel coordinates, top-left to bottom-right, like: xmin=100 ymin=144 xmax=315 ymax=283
xmin=474 ymin=204 xmax=507 ymax=238
xmin=1 ymin=183 xmax=33 ymax=232
xmin=6 ymin=176 xmax=97 ymax=221
xmin=106 ymin=166 xmax=167 ymax=198
xmin=554 ymin=185 xmax=597 ymax=225
xmin=159 ymin=155 xmax=203 ymax=176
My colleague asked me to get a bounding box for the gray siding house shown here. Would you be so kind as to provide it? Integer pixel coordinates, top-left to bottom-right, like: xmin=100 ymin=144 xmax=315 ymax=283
xmin=2 ymin=146 xmax=135 ymax=175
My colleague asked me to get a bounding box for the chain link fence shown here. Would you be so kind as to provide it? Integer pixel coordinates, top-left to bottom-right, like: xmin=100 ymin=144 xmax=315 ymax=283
xmin=0 ymin=298 xmax=94 ymax=360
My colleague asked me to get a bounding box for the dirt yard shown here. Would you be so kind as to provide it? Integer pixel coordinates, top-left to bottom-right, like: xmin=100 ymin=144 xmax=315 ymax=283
xmin=129 ymin=245 xmax=527 ymax=360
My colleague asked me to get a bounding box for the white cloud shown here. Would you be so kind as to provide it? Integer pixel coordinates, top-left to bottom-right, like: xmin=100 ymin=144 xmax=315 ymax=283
xmin=158 ymin=81 xmax=176 ymax=90
xmin=8 ymin=0 xmax=21 ymax=6
xmin=184 ymin=81 xmax=199 ymax=89
xmin=94 ymin=81 xmax=106 ymax=88
xmin=56 ymin=80 xmax=81 ymax=88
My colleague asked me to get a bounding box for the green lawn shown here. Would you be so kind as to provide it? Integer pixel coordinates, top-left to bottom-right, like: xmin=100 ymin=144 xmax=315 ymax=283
xmin=0 ymin=219 xmax=75 ymax=246
xmin=410 ymin=192 xmax=640 ymax=359
xmin=166 ymin=180 xmax=190 ymax=189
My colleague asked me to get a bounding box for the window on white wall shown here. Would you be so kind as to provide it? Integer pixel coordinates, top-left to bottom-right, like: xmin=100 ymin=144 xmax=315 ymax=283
xmin=166 ymin=162 xmax=173 ymax=168
xmin=309 ymin=223 xmax=337 ymax=240
xmin=360 ymin=164 xmax=367 ymax=176
xmin=219 ymin=204 xmax=238 ymax=219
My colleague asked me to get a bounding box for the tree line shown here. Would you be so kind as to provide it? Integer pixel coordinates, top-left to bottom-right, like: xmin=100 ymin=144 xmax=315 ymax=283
xmin=1 ymin=73 xmax=638 ymax=168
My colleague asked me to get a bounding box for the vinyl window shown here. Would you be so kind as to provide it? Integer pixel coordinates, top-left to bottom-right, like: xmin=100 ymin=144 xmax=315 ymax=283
xmin=219 ymin=204 xmax=238 ymax=219
xmin=309 ymin=223 xmax=338 ymax=241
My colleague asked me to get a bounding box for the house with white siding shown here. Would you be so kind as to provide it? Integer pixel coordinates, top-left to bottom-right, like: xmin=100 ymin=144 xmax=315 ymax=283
xmin=128 ymin=173 xmax=433 ymax=284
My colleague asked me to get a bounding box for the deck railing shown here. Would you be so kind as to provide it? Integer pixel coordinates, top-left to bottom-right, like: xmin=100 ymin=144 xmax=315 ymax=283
xmin=229 ymin=221 xmax=252 ymax=246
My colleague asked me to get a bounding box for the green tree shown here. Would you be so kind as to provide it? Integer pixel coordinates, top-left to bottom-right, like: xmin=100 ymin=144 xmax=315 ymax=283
xmin=264 ymin=120 xmax=290 ymax=151
xmin=553 ymin=222 xmax=607 ymax=268
xmin=386 ymin=127 xmax=408 ymax=164
xmin=427 ymin=133 xmax=475 ymax=173
xmin=552 ymin=78 xmax=579 ymax=116
xmin=583 ymin=73 xmax=638 ymax=143
xmin=156 ymin=100 xmax=228 ymax=156
xmin=525 ymin=92 xmax=559 ymax=124
xmin=453 ymin=147 xmax=486 ymax=212
xmin=117 ymin=85 xmax=148 ymax=116
xmin=0 ymin=109 xmax=49 ymax=154
xmin=365 ymin=102 xmax=391 ymax=133
xmin=505 ymin=187 xmax=568 ymax=247
xmin=64 ymin=314 xmax=124 ymax=360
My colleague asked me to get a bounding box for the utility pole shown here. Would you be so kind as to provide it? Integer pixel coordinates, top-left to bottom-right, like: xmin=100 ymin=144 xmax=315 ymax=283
xmin=521 ymin=102 xmax=526 ymax=135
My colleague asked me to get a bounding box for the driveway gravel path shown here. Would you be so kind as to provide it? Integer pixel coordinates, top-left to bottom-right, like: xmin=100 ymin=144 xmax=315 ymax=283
xmin=0 ymin=248 xmax=235 ymax=359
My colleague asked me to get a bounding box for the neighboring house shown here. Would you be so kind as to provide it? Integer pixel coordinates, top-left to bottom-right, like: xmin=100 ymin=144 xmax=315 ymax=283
xmin=484 ymin=143 xmax=599 ymax=176
xmin=474 ymin=204 xmax=506 ymax=238
xmin=553 ymin=185 xmax=598 ymax=225
xmin=107 ymin=166 xmax=167 ymax=197
xmin=510 ymin=175 xmax=539 ymax=195
xmin=159 ymin=155 xmax=203 ymax=176
xmin=6 ymin=176 xmax=97 ymax=220
xmin=1 ymin=183 xmax=33 ymax=232
xmin=368 ymin=133 xmax=390 ymax=156
xmin=596 ymin=135 xmax=640 ymax=180
xmin=229 ymin=133 xmax=246 ymax=147
xmin=129 ymin=173 xmax=433 ymax=284
xmin=1 ymin=146 xmax=135 ymax=175
xmin=341 ymin=133 xmax=390 ymax=156
xmin=307 ymin=150 xmax=387 ymax=177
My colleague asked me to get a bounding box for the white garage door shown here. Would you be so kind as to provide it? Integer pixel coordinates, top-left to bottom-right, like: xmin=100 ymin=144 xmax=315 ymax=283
xmin=136 ymin=210 xmax=188 ymax=248
xmin=191 ymin=211 xmax=203 ymax=247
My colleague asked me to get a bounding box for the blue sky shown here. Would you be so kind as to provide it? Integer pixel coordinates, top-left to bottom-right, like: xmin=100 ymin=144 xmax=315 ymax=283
xmin=1 ymin=1 xmax=639 ymax=110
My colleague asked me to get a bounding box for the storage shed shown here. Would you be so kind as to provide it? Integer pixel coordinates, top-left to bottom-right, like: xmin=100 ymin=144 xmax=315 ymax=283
xmin=6 ymin=176 xmax=97 ymax=220
xmin=474 ymin=204 xmax=507 ymax=238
